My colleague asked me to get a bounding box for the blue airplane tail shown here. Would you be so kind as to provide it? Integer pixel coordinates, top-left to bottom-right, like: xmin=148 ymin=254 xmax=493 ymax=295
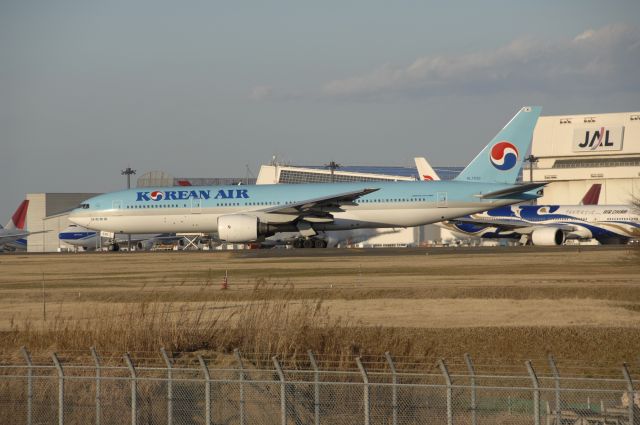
xmin=454 ymin=106 xmax=542 ymax=184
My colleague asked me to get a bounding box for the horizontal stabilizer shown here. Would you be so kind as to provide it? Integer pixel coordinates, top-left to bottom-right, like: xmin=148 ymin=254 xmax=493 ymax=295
xmin=475 ymin=182 xmax=546 ymax=199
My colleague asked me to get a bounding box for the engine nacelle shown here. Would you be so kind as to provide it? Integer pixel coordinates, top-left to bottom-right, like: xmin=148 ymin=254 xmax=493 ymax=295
xmin=530 ymin=227 xmax=565 ymax=246
xmin=136 ymin=239 xmax=155 ymax=251
xmin=218 ymin=215 xmax=259 ymax=243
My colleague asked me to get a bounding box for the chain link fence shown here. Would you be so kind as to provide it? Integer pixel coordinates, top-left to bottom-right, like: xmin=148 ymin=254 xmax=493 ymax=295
xmin=1 ymin=347 xmax=639 ymax=425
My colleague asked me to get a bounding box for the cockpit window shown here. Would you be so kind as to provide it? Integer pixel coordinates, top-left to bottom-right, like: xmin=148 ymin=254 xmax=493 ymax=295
xmin=79 ymin=203 xmax=90 ymax=209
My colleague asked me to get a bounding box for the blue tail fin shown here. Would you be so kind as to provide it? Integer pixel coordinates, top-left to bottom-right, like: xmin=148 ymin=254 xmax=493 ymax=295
xmin=454 ymin=106 xmax=542 ymax=184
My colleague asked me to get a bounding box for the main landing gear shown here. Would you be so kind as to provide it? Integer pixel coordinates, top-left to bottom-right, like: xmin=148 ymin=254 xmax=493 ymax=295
xmin=292 ymin=238 xmax=327 ymax=249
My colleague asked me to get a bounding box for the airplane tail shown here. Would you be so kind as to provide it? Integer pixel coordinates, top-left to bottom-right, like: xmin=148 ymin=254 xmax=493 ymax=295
xmin=580 ymin=184 xmax=601 ymax=205
xmin=454 ymin=106 xmax=542 ymax=184
xmin=414 ymin=157 xmax=441 ymax=181
xmin=5 ymin=200 xmax=29 ymax=230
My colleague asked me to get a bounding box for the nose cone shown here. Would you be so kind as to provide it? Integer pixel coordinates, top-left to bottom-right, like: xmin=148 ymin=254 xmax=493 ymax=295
xmin=68 ymin=210 xmax=91 ymax=228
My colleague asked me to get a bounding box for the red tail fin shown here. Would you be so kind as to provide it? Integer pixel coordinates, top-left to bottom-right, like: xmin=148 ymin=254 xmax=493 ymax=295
xmin=9 ymin=200 xmax=29 ymax=229
xmin=581 ymin=184 xmax=601 ymax=205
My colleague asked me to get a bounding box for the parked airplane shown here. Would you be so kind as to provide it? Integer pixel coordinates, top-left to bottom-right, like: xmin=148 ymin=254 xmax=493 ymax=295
xmin=444 ymin=203 xmax=639 ymax=245
xmin=415 ymin=157 xmax=628 ymax=245
xmin=438 ymin=183 xmax=639 ymax=245
xmin=0 ymin=200 xmax=45 ymax=251
xmin=69 ymin=107 xmax=545 ymax=247
xmin=59 ymin=224 xmax=186 ymax=251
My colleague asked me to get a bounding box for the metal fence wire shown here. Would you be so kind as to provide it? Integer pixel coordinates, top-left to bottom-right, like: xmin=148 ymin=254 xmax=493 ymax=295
xmin=1 ymin=348 xmax=639 ymax=425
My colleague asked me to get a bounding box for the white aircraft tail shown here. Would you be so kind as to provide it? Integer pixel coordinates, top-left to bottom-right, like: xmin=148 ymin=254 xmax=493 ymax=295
xmin=414 ymin=157 xmax=441 ymax=181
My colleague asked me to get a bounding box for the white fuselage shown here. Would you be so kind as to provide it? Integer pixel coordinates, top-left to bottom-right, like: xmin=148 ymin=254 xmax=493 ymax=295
xmin=454 ymin=204 xmax=640 ymax=242
xmin=68 ymin=182 xmax=540 ymax=240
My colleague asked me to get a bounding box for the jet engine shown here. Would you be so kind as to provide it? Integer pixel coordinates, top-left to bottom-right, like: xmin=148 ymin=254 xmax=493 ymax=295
xmin=530 ymin=227 xmax=565 ymax=246
xmin=217 ymin=215 xmax=280 ymax=243
xmin=136 ymin=240 xmax=155 ymax=251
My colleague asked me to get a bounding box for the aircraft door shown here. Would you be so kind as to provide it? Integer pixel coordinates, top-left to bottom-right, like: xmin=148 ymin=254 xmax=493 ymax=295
xmin=436 ymin=192 xmax=447 ymax=207
xmin=112 ymin=200 xmax=123 ymax=215
xmin=191 ymin=199 xmax=202 ymax=213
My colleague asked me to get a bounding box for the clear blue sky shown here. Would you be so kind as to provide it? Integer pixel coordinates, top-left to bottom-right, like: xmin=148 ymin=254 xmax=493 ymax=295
xmin=1 ymin=1 xmax=639 ymax=220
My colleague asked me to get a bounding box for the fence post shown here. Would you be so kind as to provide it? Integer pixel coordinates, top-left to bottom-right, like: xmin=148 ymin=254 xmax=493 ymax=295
xmin=438 ymin=359 xmax=453 ymax=425
xmin=20 ymin=347 xmax=33 ymax=425
xmin=124 ymin=353 xmax=137 ymax=425
xmin=526 ymin=361 xmax=540 ymax=425
xmin=356 ymin=357 xmax=370 ymax=425
xmin=273 ymin=357 xmax=287 ymax=425
xmin=198 ymin=355 xmax=212 ymax=425
xmin=51 ymin=353 xmax=64 ymax=425
xmin=385 ymin=352 xmax=398 ymax=425
xmin=308 ymin=350 xmax=320 ymax=425
xmin=234 ymin=349 xmax=245 ymax=425
xmin=160 ymin=347 xmax=173 ymax=425
xmin=90 ymin=347 xmax=101 ymax=425
xmin=548 ymin=354 xmax=561 ymax=425
xmin=464 ymin=354 xmax=477 ymax=425
xmin=622 ymin=363 xmax=635 ymax=425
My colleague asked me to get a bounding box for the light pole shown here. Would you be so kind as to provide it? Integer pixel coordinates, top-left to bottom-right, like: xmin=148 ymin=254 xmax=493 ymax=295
xmin=325 ymin=161 xmax=340 ymax=183
xmin=121 ymin=167 xmax=136 ymax=251
xmin=525 ymin=155 xmax=538 ymax=182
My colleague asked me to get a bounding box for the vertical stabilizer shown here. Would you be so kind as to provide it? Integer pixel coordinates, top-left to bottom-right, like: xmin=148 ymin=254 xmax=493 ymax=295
xmin=580 ymin=184 xmax=601 ymax=205
xmin=454 ymin=106 xmax=542 ymax=184
xmin=414 ymin=157 xmax=441 ymax=181
xmin=6 ymin=200 xmax=29 ymax=230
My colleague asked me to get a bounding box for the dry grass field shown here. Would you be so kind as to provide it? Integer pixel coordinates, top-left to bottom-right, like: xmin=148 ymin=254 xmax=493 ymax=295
xmin=0 ymin=246 xmax=639 ymax=371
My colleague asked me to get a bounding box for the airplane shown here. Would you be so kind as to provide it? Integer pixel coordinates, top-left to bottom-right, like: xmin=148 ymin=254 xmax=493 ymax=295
xmin=59 ymin=224 xmax=187 ymax=251
xmin=69 ymin=107 xmax=545 ymax=248
xmin=0 ymin=200 xmax=46 ymax=251
xmin=414 ymin=157 xmax=632 ymax=245
xmin=434 ymin=180 xmax=638 ymax=245
xmin=442 ymin=201 xmax=640 ymax=245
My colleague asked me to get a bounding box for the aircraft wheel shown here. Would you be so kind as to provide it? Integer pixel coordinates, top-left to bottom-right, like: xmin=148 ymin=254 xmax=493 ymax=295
xmin=293 ymin=239 xmax=303 ymax=249
xmin=110 ymin=243 xmax=120 ymax=252
xmin=302 ymin=239 xmax=314 ymax=249
xmin=313 ymin=239 xmax=325 ymax=248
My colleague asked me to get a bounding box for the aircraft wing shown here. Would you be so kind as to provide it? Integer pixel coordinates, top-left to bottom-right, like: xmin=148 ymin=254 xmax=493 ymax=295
xmin=0 ymin=230 xmax=48 ymax=243
xmin=0 ymin=232 xmax=29 ymax=241
xmin=452 ymin=217 xmax=577 ymax=233
xmin=257 ymin=188 xmax=380 ymax=215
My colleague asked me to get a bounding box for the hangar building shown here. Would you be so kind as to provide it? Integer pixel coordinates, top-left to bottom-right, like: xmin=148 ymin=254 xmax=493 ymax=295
xmin=526 ymin=111 xmax=640 ymax=205
xmin=26 ymin=193 xmax=101 ymax=252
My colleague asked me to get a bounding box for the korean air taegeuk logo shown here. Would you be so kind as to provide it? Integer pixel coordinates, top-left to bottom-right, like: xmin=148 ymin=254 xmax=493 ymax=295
xmin=489 ymin=141 xmax=519 ymax=171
